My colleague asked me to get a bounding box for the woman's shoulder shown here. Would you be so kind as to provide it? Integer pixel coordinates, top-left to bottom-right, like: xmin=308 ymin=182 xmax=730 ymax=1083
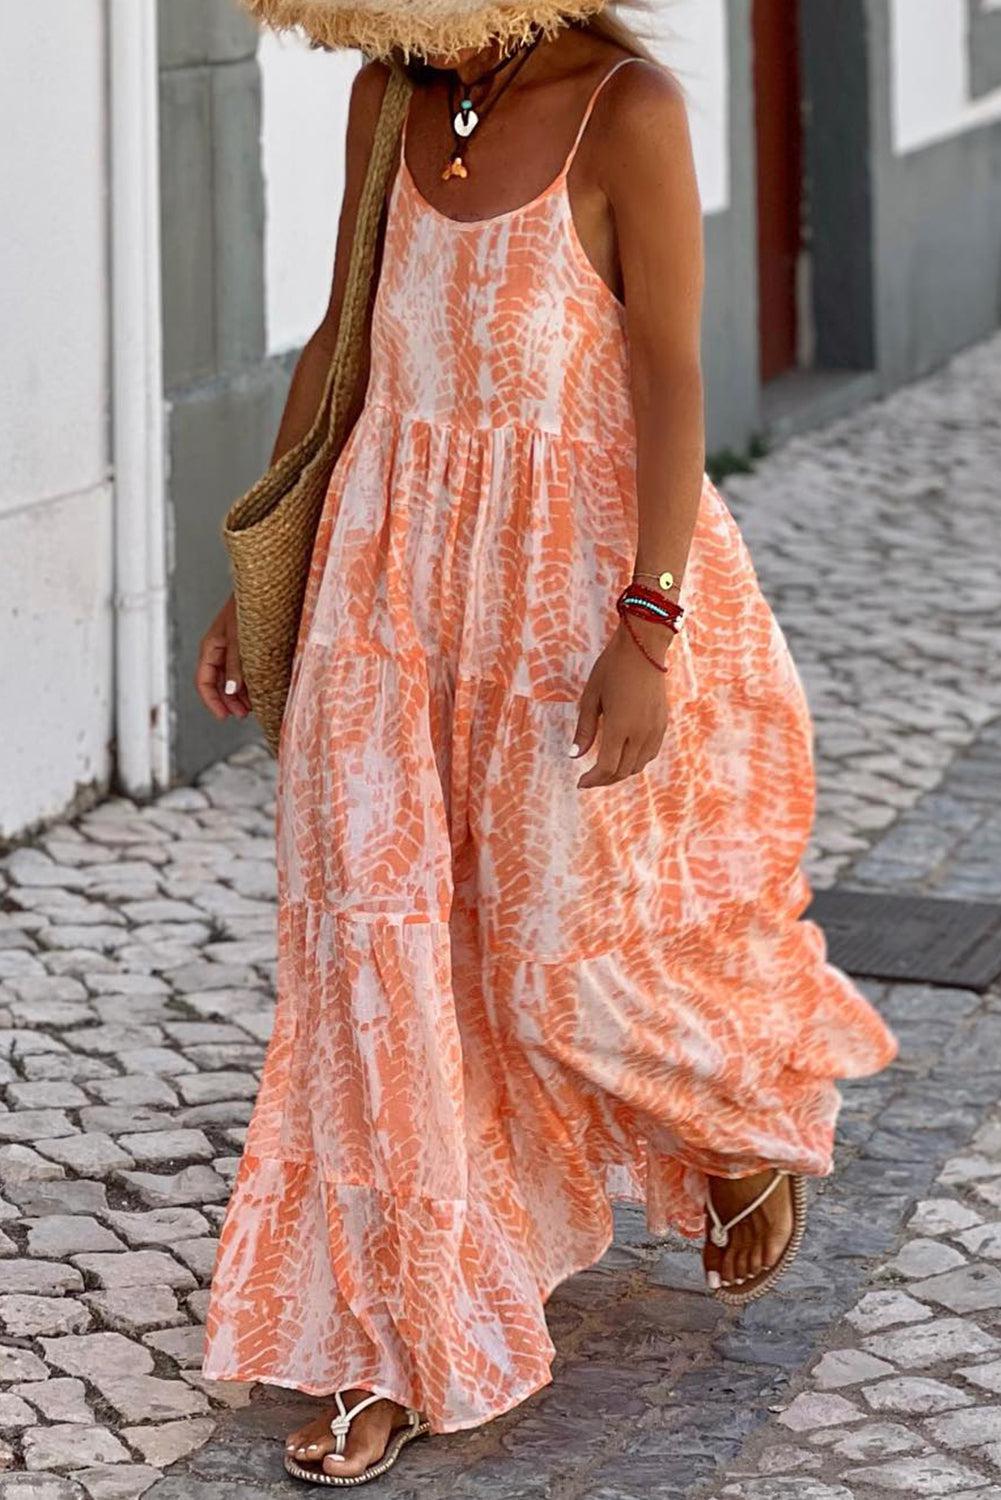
xmin=595 ymin=51 xmax=687 ymax=132
xmin=577 ymin=46 xmax=691 ymax=184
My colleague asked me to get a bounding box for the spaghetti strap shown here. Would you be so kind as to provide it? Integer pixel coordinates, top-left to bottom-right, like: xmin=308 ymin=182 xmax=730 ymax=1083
xmin=560 ymin=55 xmax=644 ymax=177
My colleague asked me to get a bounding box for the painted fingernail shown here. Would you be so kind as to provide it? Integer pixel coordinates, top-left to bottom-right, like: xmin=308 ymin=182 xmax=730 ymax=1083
xmin=706 ymin=1271 xmax=721 ymax=1290
xmin=224 ymin=679 xmax=238 ymax=696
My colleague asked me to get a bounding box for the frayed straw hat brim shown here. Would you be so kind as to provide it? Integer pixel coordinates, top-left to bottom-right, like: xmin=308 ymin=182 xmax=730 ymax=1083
xmin=240 ymin=0 xmax=606 ymax=60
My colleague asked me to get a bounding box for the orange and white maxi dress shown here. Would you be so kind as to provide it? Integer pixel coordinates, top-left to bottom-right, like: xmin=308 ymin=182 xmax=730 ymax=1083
xmin=204 ymin=59 xmax=897 ymax=1431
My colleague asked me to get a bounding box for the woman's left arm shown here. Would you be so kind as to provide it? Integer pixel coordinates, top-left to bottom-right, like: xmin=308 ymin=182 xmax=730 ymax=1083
xmin=615 ymin=64 xmax=706 ymax=595
xmin=573 ymin=64 xmax=706 ymax=789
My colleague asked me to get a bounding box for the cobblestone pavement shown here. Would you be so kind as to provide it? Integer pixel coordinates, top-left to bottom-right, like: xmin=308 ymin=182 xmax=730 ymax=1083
xmin=0 ymin=332 xmax=999 ymax=1500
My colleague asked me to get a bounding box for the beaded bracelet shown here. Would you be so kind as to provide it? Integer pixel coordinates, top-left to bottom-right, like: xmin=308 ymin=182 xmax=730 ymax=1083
xmin=615 ymin=584 xmax=685 ymax=674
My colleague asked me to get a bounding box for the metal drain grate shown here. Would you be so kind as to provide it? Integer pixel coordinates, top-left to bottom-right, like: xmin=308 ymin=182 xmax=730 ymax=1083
xmin=806 ymin=889 xmax=1001 ymax=992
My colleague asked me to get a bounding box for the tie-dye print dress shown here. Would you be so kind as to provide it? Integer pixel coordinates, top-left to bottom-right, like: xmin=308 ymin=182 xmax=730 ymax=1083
xmin=204 ymin=58 xmax=897 ymax=1431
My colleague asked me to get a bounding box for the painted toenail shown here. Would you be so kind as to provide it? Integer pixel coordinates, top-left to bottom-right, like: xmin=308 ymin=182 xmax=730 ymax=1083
xmin=328 ymin=1455 xmax=345 ymax=1464
xmin=706 ymin=1271 xmax=721 ymax=1290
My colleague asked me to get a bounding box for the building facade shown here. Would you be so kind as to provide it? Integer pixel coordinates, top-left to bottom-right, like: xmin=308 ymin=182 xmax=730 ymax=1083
xmin=2 ymin=0 xmax=1000 ymax=838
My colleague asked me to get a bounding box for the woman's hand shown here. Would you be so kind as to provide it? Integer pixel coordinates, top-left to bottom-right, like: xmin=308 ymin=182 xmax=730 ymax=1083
xmin=196 ymin=596 xmax=252 ymax=721
xmin=571 ymin=619 xmax=672 ymax=789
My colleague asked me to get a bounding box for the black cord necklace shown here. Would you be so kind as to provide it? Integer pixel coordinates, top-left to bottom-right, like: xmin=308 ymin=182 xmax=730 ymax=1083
xmin=442 ymin=32 xmax=543 ymax=181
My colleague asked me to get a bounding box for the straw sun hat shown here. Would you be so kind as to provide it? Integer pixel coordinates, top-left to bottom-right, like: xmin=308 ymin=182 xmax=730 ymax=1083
xmin=238 ymin=0 xmax=608 ymax=62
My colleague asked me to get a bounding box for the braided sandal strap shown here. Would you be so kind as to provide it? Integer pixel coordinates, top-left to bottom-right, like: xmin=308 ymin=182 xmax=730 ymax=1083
xmin=706 ymin=1169 xmax=790 ymax=1249
xmin=328 ymin=1391 xmax=387 ymax=1456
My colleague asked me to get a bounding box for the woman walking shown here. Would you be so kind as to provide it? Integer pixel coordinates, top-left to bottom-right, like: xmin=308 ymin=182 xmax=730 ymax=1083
xmin=197 ymin=0 xmax=897 ymax=1484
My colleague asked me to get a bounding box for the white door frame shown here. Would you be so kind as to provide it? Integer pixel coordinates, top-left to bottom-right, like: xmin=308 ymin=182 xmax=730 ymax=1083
xmin=108 ymin=0 xmax=171 ymax=794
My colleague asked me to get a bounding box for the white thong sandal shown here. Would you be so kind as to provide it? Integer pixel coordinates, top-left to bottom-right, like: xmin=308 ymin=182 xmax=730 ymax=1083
xmin=284 ymin=1391 xmax=431 ymax=1488
xmin=705 ymin=1170 xmax=807 ymax=1307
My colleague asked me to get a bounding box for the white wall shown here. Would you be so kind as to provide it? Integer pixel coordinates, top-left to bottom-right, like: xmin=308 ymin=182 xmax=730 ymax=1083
xmin=891 ymin=0 xmax=1001 ymax=154
xmin=260 ymin=7 xmax=731 ymax=353
xmin=650 ymin=0 xmax=729 ymax=216
xmin=261 ymin=33 xmax=359 ymax=354
xmin=0 ymin=1 xmax=114 ymax=837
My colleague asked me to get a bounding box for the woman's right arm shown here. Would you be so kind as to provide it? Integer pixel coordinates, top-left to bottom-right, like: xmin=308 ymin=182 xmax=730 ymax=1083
xmin=196 ymin=60 xmax=393 ymax=722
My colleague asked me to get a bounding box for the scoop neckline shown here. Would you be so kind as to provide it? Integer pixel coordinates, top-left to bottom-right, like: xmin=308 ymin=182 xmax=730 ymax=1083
xmin=400 ymin=152 xmax=568 ymax=229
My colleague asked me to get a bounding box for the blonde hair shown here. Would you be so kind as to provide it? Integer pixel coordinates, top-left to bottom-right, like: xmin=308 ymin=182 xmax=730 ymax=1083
xmin=588 ymin=2 xmax=658 ymax=65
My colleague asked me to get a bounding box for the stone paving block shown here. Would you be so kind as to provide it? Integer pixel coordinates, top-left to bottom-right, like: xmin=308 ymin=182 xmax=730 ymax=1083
xmin=14 ymin=1381 xmax=93 ymax=1426
xmin=863 ymin=1315 xmax=1000 ymax=1366
xmin=6 ymin=1083 xmax=89 ymax=1110
xmin=40 ymin=1336 xmax=153 ymax=1382
xmin=776 ymin=1393 xmax=863 ymax=1432
xmin=863 ymin=1377 xmax=976 ymax=1414
xmin=956 ymin=1357 xmax=1001 ymax=1394
xmin=0 ymin=1261 xmax=84 ymax=1297
xmin=113 ymin=1167 xmax=230 ymax=1208
xmin=179 ymin=1373 xmax=253 ymax=1410
xmin=87 ymin=1078 xmax=179 ymax=1109
xmin=104 ymin=1209 xmax=210 ymax=1247
xmin=176 ymin=1102 xmax=253 ymax=1131
xmin=94 ymin=1378 xmax=210 ymax=1425
xmin=3 ymin=851 xmax=90 ymax=890
xmin=180 ymin=1046 xmax=264 ymax=1073
xmin=171 ymin=1240 xmax=219 ymax=1282
xmin=844 ymin=1454 xmax=988 ymax=1494
xmin=955 ymin=1221 xmax=1001 ymax=1259
xmin=23 ymin=1426 xmax=131 ymax=1473
xmin=142 ymin=1325 xmax=205 ymax=1369
xmin=77 ymin=1109 xmax=172 ymax=1137
xmin=908 ymin=1199 xmax=984 ymax=1236
xmin=165 ymin=962 xmax=261 ymax=993
xmin=82 ymin=1288 xmax=186 ymax=1335
xmin=828 ymin=1422 xmax=930 ymax=1461
xmin=69 ymin=1467 xmax=159 ymax=1500
xmin=27 ymin=1218 xmax=125 ymax=1259
xmin=927 ymin=1403 xmax=1001 ymax=1448
xmin=811 ymin=1348 xmax=897 ymax=1388
xmin=0 ymin=1112 xmax=78 ymax=1144
xmin=882 ymin=1238 xmax=968 ymax=1279
xmin=65 ymin=1027 xmax=163 ymax=1057
xmin=0 ymin=1297 xmax=92 ymax=1338
xmin=185 ymin=1291 xmax=211 ymax=1322
xmin=939 ymin=1154 xmax=1001 ymax=1187
xmin=173 ymin=1073 xmax=258 ymax=1105
xmin=0 ymin=1393 xmax=38 ymax=1428
xmin=162 ymin=1024 xmax=250 ymax=1048
xmin=87 ymin=974 xmax=170 ymax=997
xmin=4 ymin=977 xmax=88 ymax=1004
xmin=114 ymin=1050 xmax=196 ymax=1078
xmin=0 ymin=1347 xmax=50 ymax=1382
xmin=70 ymin=1251 xmax=196 ymax=1292
xmin=20 ymin=1056 xmax=115 ymax=1085
xmin=115 ymin=1131 xmax=213 ymax=1167
xmin=8 ymin=1181 xmax=108 ymax=1218
xmin=0 ymin=1474 xmax=90 ymax=1497
xmin=36 ymin=1137 xmax=134 ymax=1177
xmin=909 ymin=1263 xmax=1001 ymax=1313
xmin=121 ymin=1418 xmax=217 ymax=1472
xmin=716 ymin=1483 xmax=854 ymax=1499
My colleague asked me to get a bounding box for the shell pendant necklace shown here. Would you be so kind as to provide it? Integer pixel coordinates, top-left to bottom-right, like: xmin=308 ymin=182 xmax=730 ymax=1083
xmin=442 ymin=32 xmax=542 ymax=182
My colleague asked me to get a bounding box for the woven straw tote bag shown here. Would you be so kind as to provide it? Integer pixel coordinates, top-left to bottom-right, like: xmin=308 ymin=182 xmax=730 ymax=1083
xmin=222 ymin=68 xmax=412 ymax=757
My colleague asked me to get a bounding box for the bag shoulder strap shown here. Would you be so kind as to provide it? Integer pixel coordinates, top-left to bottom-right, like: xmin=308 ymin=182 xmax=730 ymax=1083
xmin=326 ymin=68 xmax=412 ymax=443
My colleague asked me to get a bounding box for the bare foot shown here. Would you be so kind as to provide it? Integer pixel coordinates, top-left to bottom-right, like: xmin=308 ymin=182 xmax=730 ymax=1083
xmin=703 ymin=1169 xmax=794 ymax=1293
xmin=285 ymin=1390 xmax=411 ymax=1480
